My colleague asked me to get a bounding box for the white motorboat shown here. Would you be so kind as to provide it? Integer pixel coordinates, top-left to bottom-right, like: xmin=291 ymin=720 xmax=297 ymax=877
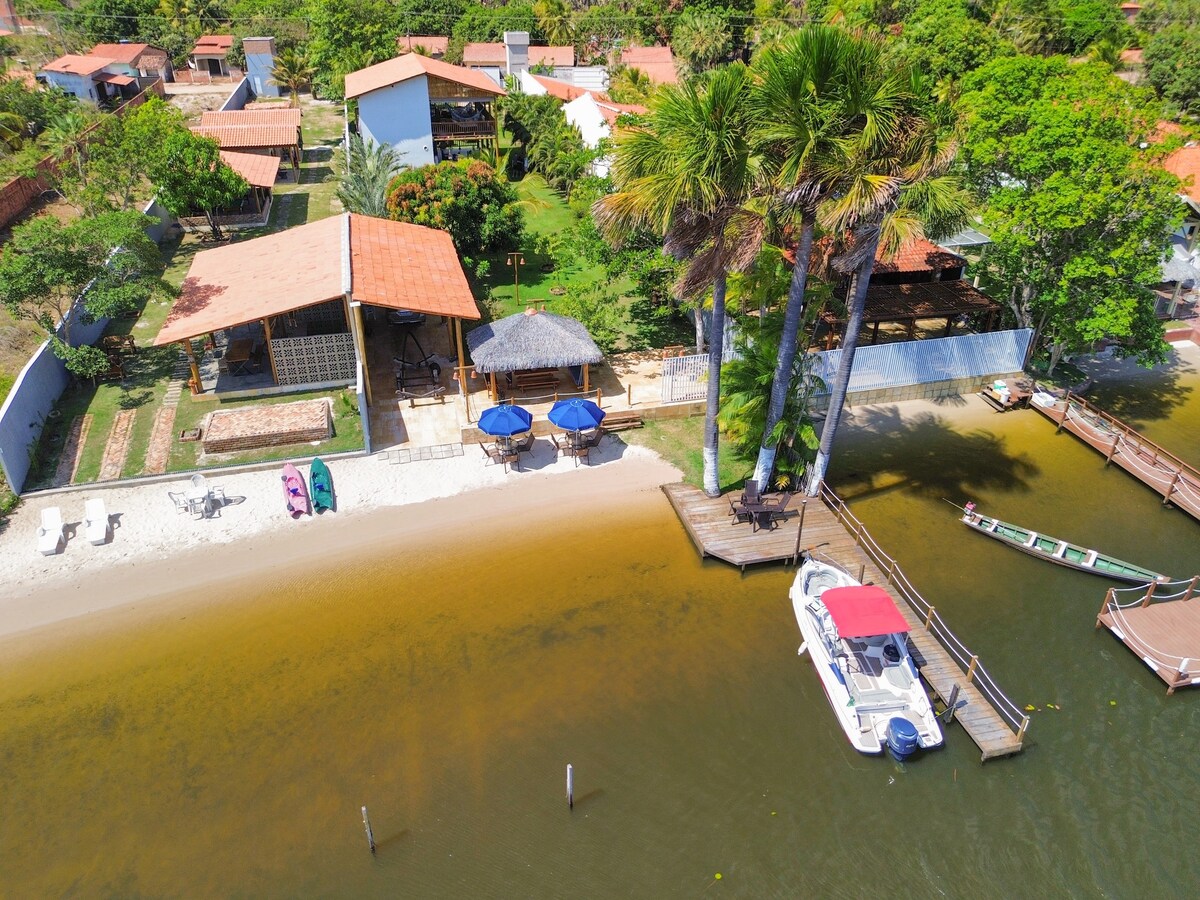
xmin=790 ymin=558 xmax=944 ymax=759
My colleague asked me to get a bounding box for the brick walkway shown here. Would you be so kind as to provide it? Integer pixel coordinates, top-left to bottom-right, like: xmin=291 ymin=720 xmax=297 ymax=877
xmin=52 ymin=415 xmax=92 ymax=487
xmin=98 ymin=409 xmax=136 ymax=481
xmin=141 ymin=352 xmax=190 ymax=475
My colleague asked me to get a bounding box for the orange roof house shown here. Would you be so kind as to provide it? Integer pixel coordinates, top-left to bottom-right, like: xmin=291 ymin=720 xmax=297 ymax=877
xmin=191 ymin=35 xmax=235 ymax=78
xmin=346 ymin=54 xmax=505 ymax=169
xmin=39 ymin=50 xmax=155 ymax=103
xmin=191 ymin=119 xmax=303 ymax=171
xmin=463 ymin=42 xmax=574 ymax=70
xmin=619 ymin=46 xmax=678 ymax=85
xmin=155 ymin=214 xmax=479 ymax=415
xmin=1165 ymin=147 xmax=1200 ymax=206
xmin=397 ymin=35 xmax=450 ymax=57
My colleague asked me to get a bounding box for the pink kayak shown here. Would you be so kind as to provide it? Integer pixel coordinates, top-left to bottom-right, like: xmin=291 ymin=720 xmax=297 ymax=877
xmin=281 ymin=463 xmax=310 ymax=517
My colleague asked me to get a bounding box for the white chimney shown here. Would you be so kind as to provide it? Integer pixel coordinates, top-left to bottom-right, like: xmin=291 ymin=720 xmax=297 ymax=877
xmin=504 ymin=31 xmax=530 ymax=75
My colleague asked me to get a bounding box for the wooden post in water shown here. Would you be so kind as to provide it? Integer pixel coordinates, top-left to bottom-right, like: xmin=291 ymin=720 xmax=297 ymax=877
xmin=943 ymin=684 xmax=961 ymax=723
xmin=924 ymin=606 xmax=936 ymax=629
xmin=1016 ymin=715 xmax=1031 ymax=744
xmin=361 ymin=805 xmax=376 ymax=854
xmin=1106 ymin=433 xmax=1119 ymax=465
xmin=1183 ymin=576 xmax=1199 ymax=602
xmin=1057 ymin=394 xmax=1070 ymax=433
xmin=965 ymin=655 xmax=979 ymax=683
xmin=1141 ymin=581 xmax=1158 ymax=608
xmin=791 ymin=500 xmax=808 ymax=566
xmin=566 ymin=764 xmax=574 ymax=811
xmin=1163 ymin=471 xmax=1180 ymax=505
xmin=857 ymin=563 xmax=865 ymax=583
xmin=1096 ymin=588 xmax=1115 ymax=627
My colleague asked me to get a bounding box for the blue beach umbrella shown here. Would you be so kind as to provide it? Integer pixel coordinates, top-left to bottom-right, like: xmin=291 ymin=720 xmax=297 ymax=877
xmin=478 ymin=404 xmax=533 ymax=437
xmin=548 ymin=399 xmax=606 ymax=432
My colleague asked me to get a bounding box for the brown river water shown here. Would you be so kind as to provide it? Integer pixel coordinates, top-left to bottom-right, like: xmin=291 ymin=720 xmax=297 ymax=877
xmin=2 ymin=351 xmax=1199 ymax=897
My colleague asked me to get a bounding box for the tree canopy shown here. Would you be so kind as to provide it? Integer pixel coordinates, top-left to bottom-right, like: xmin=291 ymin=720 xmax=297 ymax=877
xmin=386 ymin=159 xmax=524 ymax=255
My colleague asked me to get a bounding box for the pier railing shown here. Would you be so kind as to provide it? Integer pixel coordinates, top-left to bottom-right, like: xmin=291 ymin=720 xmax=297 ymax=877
xmin=1062 ymin=393 xmax=1200 ymax=486
xmin=818 ymin=483 xmax=1031 ymax=739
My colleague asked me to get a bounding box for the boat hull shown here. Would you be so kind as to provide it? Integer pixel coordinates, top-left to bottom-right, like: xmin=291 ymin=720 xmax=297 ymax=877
xmin=309 ymin=457 xmax=334 ymax=513
xmin=790 ymin=560 xmax=944 ymax=757
xmin=960 ymin=511 xmax=1164 ymax=585
xmin=281 ymin=463 xmax=310 ymax=517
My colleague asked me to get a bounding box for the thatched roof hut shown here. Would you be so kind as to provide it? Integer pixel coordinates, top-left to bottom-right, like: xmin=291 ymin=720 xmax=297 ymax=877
xmin=466 ymin=308 xmax=604 ymax=373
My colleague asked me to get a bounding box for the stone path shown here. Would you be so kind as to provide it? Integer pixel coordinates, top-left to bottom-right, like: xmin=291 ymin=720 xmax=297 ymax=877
xmin=142 ymin=353 xmax=190 ymax=475
xmin=52 ymin=414 xmax=92 ymax=487
xmin=98 ymin=409 xmax=137 ymax=481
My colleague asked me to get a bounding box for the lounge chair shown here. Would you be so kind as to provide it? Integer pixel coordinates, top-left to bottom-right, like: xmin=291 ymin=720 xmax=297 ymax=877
xmin=84 ymin=498 xmax=111 ymax=545
xmin=168 ymin=490 xmax=189 ymax=513
xmin=37 ymin=506 xmax=64 ymax=555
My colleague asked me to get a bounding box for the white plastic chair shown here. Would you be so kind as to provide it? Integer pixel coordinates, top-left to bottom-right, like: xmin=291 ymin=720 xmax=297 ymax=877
xmin=36 ymin=507 xmax=64 ymax=555
xmin=84 ymin=498 xmax=111 ymax=546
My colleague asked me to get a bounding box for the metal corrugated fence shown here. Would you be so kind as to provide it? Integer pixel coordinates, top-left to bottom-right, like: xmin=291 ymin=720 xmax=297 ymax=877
xmin=807 ymin=329 xmax=1032 ymax=395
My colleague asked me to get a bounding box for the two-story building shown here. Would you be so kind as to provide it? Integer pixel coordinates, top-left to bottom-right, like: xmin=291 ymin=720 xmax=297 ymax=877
xmin=345 ymin=54 xmax=505 ymax=168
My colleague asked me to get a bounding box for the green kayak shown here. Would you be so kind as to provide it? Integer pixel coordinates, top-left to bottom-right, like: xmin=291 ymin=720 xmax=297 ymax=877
xmin=310 ymin=457 xmax=335 ymax=513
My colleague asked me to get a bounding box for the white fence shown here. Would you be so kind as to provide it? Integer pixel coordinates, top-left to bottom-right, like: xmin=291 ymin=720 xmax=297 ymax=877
xmin=659 ymin=329 xmax=1032 ymax=406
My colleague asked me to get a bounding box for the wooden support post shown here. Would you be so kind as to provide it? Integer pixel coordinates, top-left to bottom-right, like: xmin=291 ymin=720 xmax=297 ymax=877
xmin=965 ymin=655 xmax=979 ymax=683
xmin=887 ymin=560 xmax=897 ymax=584
xmin=1057 ymin=393 xmax=1070 ymax=433
xmin=1183 ymin=576 xmax=1199 ymax=602
xmin=583 ymin=363 xmax=589 ymax=394
xmin=1163 ymin=471 xmax=1180 ymax=505
xmin=857 ymin=563 xmax=865 ymax=583
xmin=924 ymin=606 xmax=936 ymax=629
xmin=361 ymin=805 xmax=376 ymax=854
xmin=490 ymin=371 xmax=497 ymax=402
xmin=261 ymin=317 xmax=279 ymax=385
xmin=1016 ymin=715 xmax=1030 ymax=744
xmin=1096 ymin=589 xmax=1115 ymax=627
xmin=627 ymin=383 xmax=632 ymax=406
xmin=791 ymin=500 xmax=808 ymax=565
xmin=942 ymin=684 xmax=961 ymax=723
xmin=566 ymin=763 xmax=574 ymax=811
xmin=181 ymin=339 xmax=201 ymax=393
xmin=1141 ymin=581 xmax=1158 ymax=608
xmin=1106 ymin=434 xmax=1119 ymax=465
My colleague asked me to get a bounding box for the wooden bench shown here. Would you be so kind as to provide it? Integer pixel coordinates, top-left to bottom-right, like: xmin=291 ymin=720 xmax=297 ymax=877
xmin=514 ymin=369 xmax=560 ymax=391
xmin=601 ymin=410 xmax=643 ymax=431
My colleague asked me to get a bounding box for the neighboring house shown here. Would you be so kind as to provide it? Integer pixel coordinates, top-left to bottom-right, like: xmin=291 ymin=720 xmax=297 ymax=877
xmin=1159 ymin=146 xmax=1200 ymax=318
xmin=464 ymin=33 xmax=574 ymax=77
xmin=191 ymin=110 xmax=303 ymax=175
xmin=1120 ymin=2 xmax=1141 ymax=25
xmin=345 ymin=53 xmax=505 ymax=168
xmin=243 ymin=36 xmax=280 ymax=98
xmin=39 ymin=54 xmax=141 ymax=104
xmin=176 ymin=150 xmax=280 ymax=233
xmin=518 ymin=73 xmax=644 ymax=175
xmin=618 ymin=46 xmax=678 ymax=85
xmin=90 ymin=42 xmax=172 ymax=82
xmin=0 ymin=0 xmax=41 ymax=32
xmin=190 ymin=35 xmax=234 ymax=78
xmin=397 ymin=35 xmax=450 ymax=58
xmin=200 ymin=107 xmax=303 ymax=150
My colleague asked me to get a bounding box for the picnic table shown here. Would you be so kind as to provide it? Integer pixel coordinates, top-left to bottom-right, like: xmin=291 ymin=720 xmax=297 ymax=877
xmin=101 ymin=334 xmax=136 ymax=354
xmin=514 ymin=368 xmax=559 ymax=391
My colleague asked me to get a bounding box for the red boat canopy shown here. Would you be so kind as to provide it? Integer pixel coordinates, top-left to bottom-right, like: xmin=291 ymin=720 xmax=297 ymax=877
xmin=823 ymin=586 xmax=910 ymax=639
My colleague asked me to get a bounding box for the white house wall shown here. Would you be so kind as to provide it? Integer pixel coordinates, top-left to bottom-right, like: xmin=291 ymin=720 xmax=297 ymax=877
xmin=357 ymin=77 xmax=435 ymax=169
xmin=563 ymin=94 xmax=609 ymax=150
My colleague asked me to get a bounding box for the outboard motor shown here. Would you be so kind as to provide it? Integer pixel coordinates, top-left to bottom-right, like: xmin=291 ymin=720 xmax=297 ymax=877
xmin=886 ymin=717 xmax=919 ymax=761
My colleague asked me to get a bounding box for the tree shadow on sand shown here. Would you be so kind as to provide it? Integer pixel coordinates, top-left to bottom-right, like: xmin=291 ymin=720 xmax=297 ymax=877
xmin=827 ymin=405 xmax=1040 ymax=502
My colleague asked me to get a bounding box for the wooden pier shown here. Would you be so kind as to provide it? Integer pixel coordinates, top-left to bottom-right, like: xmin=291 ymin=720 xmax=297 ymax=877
xmin=1031 ymin=394 xmax=1200 ymax=521
xmin=1097 ymin=578 xmax=1200 ymax=693
xmin=663 ymin=482 xmax=1029 ymax=761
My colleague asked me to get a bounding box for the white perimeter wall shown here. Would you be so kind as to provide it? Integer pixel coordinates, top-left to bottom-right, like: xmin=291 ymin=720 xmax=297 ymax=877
xmin=357 ymin=77 xmax=435 ymax=169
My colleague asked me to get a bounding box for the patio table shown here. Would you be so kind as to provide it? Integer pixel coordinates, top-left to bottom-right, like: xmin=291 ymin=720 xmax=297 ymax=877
xmin=185 ymin=484 xmax=213 ymax=518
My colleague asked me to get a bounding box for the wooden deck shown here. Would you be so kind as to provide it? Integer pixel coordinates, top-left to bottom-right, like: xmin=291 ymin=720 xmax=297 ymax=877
xmin=663 ymin=483 xmax=1028 ymax=761
xmin=1031 ymin=394 xmax=1200 ymax=522
xmin=1097 ymin=578 xmax=1200 ymax=694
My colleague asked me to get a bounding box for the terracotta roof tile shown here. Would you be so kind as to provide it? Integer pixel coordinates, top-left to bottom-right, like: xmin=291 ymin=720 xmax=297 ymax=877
xmin=93 ymin=71 xmax=136 ymax=86
xmin=219 ymin=150 xmax=280 ymax=188
xmin=464 ymin=42 xmax=574 ymax=67
xmin=41 ymin=54 xmax=114 ymax=77
xmin=201 ymin=108 xmax=302 ymax=128
xmin=872 ymin=237 xmax=966 ymax=274
xmin=619 ymin=46 xmax=678 ymax=84
xmin=531 ymin=74 xmax=601 ymax=103
xmin=397 ymin=35 xmax=449 ymax=55
xmin=1165 ymin=147 xmax=1200 ymax=204
xmin=90 ymin=42 xmax=162 ymax=65
xmin=191 ymin=123 xmax=299 ymax=149
xmin=193 ymin=35 xmax=234 ymax=54
xmin=345 ymin=53 xmax=504 ymax=100
xmin=596 ymin=99 xmax=646 ymax=126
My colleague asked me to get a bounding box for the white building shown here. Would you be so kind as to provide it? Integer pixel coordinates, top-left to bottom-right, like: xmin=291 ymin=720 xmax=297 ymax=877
xmin=518 ymin=73 xmax=645 ymax=176
xmin=345 ymin=54 xmax=505 ymax=169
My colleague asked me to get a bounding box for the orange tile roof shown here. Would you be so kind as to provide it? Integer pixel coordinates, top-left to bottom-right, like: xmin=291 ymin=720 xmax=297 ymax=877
xmin=1120 ymin=48 xmax=1144 ymax=65
xmin=41 ymin=54 xmax=114 ymax=77
xmin=93 ymin=71 xmax=135 ymax=86
xmin=531 ymin=74 xmax=600 ymax=103
xmin=201 ymin=108 xmax=302 ymax=128
xmin=345 ymin=52 xmax=505 ymax=100
xmin=191 ymin=123 xmax=299 ymax=149
xmin=464 ymin=42 xmax=574 ymax=67
xmin=349 ymin=214 xmax=479 ymax=319
xmin=595 ymin=99 xmax=646 ymax=126
xmin=192 ymin=35 xmax=234 ymax=54
xmin=873 ymin=237 xmax=966 ymax=274
xmin=90 ymin=42 xmax=164 ymax=65
xmin=1165 ymin=147 xmax=1200 ymax=204
xmin=155 ymin=215 xmax=478 ymax=345
xmin=397 ymin=35 xmax=449 ymax=55
xmin=219 ymin=150 xmax=280 ymax=188
xmin=620 ymin=46 xmax=678 ymax=84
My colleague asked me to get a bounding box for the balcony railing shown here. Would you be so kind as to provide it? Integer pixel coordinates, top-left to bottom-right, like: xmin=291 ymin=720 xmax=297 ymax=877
xmin=432 ymin=119 xmax=497 ymax=140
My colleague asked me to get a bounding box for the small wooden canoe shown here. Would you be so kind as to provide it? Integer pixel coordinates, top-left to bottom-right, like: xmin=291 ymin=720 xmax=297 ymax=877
xmin=309 ymin=457 xmax=334 ymax=513
xmin=959 ymin=507 xmax=1166 ymax=584
xmin=281 ymin=463 xmax=310 ymax=517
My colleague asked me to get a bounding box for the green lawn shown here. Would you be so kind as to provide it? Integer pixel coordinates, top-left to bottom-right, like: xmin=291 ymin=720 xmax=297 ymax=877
xmin=623 ymin=416 xmax=753 ymax=494
xmin=169 ymin=388 xmax=363 ymax=472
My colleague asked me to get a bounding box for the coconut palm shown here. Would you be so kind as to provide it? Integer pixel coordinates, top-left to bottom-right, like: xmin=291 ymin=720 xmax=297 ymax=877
xmin=0 ymin=110 xmax=25 ymax=154
xmin=746 ymin=25 xmax=908 ymax=491
xmin=805 ymin=82 xmax=969 ymax=496
xmin=270 ymin=48 xmax=316 ymax=108
xmin=607 ymin=65 xmax=655 ymax=105
xmin=595 ymin=64 xmax=761 ymax=497
xmin=534 ymin=0 xmax=573 ymax=47
xmin=336 ymin=135 xmax=403 ymax=218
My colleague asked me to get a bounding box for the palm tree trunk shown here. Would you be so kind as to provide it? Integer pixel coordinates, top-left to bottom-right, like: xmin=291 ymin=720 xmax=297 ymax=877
xmin=703 ymin=272 xmax=728 ymax=498
xmin=694 ymin=305 xmax=705 ymax=353
xmin=806 ymin=235 xmax=880 ymax=496
xmin=753 ymin=214 xmax=815 ymax=491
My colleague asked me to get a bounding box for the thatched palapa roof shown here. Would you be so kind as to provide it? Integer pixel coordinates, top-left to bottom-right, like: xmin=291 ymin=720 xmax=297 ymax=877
xmin=467 ymin=309 xmax=604 ymax=373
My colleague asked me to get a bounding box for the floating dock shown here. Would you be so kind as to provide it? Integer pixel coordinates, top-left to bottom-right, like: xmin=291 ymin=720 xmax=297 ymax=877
xmin=1031 ymin=393 xmax=1200 ymax=521
xmin=663 ymin=482 xmax=1029 ymax=761
xmin=1097 ymin=578 xmax=1200 ymax=693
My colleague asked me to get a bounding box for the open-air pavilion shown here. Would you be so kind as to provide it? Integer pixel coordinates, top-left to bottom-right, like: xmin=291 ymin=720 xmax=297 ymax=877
xmin=466 ymin=309 xmax=604 ymax=402
xmin=818 ymin=280 xmax=1004 ymax=349
xmin=154 ymin=213 xmax=480 ymax=450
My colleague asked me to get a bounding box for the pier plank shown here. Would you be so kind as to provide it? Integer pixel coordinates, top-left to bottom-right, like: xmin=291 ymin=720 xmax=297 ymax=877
xmin=662 ymin=483 xmax=1026 ymax=761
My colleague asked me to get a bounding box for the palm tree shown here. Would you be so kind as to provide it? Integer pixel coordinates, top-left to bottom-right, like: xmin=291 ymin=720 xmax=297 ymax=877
xmin=270 ymin=48 xmax=316 ymax=108
xmin=607 ymin=65 xmax=654 ymax=105
xmin=745 ymin=27 xmax=901 ymax=491
xmin=804 ymin=83 xmax=968 ymax=496
xmin=596 ymin=65 xmax=760 ymax=497
xmin=0 ymin=111 xmax=25 ymax=154
xmin=337 ymin=135 xmax=403 ymax=218
xmin=534 ymin=0 xmax=573 ymax=47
